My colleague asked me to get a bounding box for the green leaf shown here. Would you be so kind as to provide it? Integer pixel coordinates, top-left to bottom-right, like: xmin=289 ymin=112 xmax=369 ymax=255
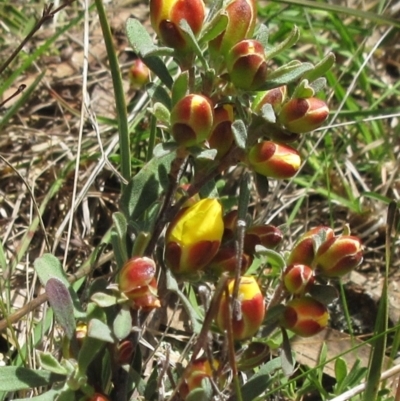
xmin=261 ymin=61 xmax=314 ymax=90
xmin=113 ymin=304 xmax=132 ymax=340
xmin=334 ymin=357 xmax=348 ymax=385
xmin=172 ymin=71 xmax=189 ymax=107
xmin=231 ymin=120 xmax=247 ymax=149
xmin=121 ymin=151 xmax=176 ymax=221
xmin=87 ymin=318 xmax=115 ymax=343
xmin=152 ymin=142 xmax=178 ymax=158
xmin=266 ymin=25 xmax=300 ymax=59
xmin=199 ymin=12 xmax=228 ymax=44
xmin=309 ymin=284 xmax=338 ymax=306
xmin=12 ymin=389 xmax=61 ymax=401
xmin=151 ymin=102 xmax=171 ymax=126
xmin=90 ymin=291 xmax=120 ymax=308
xmin=261 ymin=103 xmax=276 ymax=124
xmin=34 ymin=254 xmax=85 ymax=319
xmin=302 ymin=52 xmax=336 ymax=82
xmin=147 ymin=83 xmax=172 ymax=110
xmin=126 ymin=18 xmax=173 ymax=88
xmin=256 ymin=23 xmax=269 ymax=48
xmin=292 ymin=79 xmax=315 ymax=99
xmin=45 ymin=278 xmax=76 ymax=339
xmin=37 ymin=351 xmax=68 ymax=376
xmin=254 ymin=245 xmax=286 ymax=270
xmin=281 ymin=328 xmax=295 ymax=376
xmin=0 ymin=367 xmax=65 ymax=391
xmin=77 ymin=336 xmax=104 ymax=373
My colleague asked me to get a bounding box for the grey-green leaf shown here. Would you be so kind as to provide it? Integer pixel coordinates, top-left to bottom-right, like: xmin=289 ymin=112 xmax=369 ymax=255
xmin=87 ymin=318 xmax=115 ymax=343
xmin=231 ymin=120 xmax=247 ymax=149
xmin=0 ymin=367 xmax=66 ymax=391
xmin=113 ymin=304 xmax=133 ymax=340
xmin=45 ymin=278 xmax=76 ymax=339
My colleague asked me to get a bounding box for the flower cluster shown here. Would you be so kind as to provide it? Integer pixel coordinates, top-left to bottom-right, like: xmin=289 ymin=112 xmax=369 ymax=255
xmin=280 ymin=227 xmax=363 ymax=336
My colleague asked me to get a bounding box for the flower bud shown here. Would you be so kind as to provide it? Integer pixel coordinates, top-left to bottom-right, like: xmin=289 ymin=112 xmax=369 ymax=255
xmin=247 ymin=141 xmax=301 ymax=179
xmin=252 ymin=86 xmax=287 ymax=114
xmin=216 ymin=276 xmax=265 ymax=341
xmin=165 ymin=198 xmax=224 ymax=275
xmin=278 ymin=97 xmax=329 ymax=134
xmin=171 ymin=94 xmax=214 ymax=147
xmin=314 ymin=235 xmax=363 ymax=277
xmin=287 ymin=226 xmax=335 ymax=266
xmin=117 ymin=340 xmax=135 ymax=365
xmin=125 ymin=277 xmax=161 ymax=310
xmin=206 ymin=244 xmax=252 ymax=276
xmin=283 ymin=264 xmax=315 ymax=295
xmin=226 ymin=39 xmax=267 ymax=91
xmin=244 ymin=224 xmax=283 ymax=254
xmin=208 ymin=104 xmax=234 ymax=159
xmin=119 ymin=257 xmax=156 ymax=294
xmin=209 ymin=0 xmax=257 ymax=57
xmin=119 ymin=257 xmax=160 ymax=310
xmin=280 ymin=296 xmax=328 ymax=337
xmin=150 ymin=0 xmax=205 ymax=52
xmin=128 ymin=58 xmax=150 ymax=90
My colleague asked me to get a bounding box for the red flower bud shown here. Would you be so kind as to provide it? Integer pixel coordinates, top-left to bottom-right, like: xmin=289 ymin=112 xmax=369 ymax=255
xmin=119 ymin=257 xmax=160 ymax=310
xmin=119 ymin=257 xmax=156 ymax=293
xmin=281 ymin=296 xmax=329 ymax=337
xmin=283 ymin=264 xmax=315 ymax=295
xmin=165 ymin=198 xmax=224 ymax=275
xmin=314 ymin=235 xmax=363 ymax=277
xmin=244 ymin=224 xmax=283 ymax=254
xmin=171 ymin=94 xmax=214 ymax=146
xmin=278 ymin=97 xmax=329 ymax=134
xmin=252 ymin=86 xmax=287 ymax=114
xmin=117 ymin=340 xmax=135 ymax=365
xmin=216 ymin=276 xmax=265 ymax=341
xmin=209 ymin=0 xmax=257 ymax=57
xmin=128 ymin=58 xmax=150 ymax=90
xmin=226 ymin=39 xmax=267 ymax=91
xmin=125 ymin=277 xmax=161 ymax=310
xmin=208 ymin=104 xmax=234 ymax=159
xmin=150 ymin=0 xmax=205 ymax=51
xmin=287 ymin=226 xmax=335 ymax=266
xmin=206 ymin=244 xmax=252 ymax=276
xmin=247 ymin=141 xmax=301 ymax=179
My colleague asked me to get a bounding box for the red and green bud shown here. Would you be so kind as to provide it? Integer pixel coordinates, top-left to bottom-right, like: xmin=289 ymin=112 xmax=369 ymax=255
xmin=128 ymin=58 xmax=150 ymax=90
xmin=252 ymin=86 xmax=287 ymax=114
xmin=287 ymin=226 xmax=335 ymax=266
xmin=209 ymin=0 xmax=257 ymax=57
xmin=216 ymin=276 xmax=265 ymax=341
xmin=180 ymin=358 xmax=220 ymax=398
xmin=171 ymin=94 xmax=214 ymax=147
xmin=119 ymin=257 xmax=156 ymax=293
xmin=165 ymin=198 xmax=224 ymax=275
xmin=314 ymin=235 xmax=363 ymax=277
xmin=280 ymin=296 xmax=329 ymax=337
xmin=278 ymin=97 xmax=329 ymax=134
xmin=244 ymin=224 xmax=283 ymax=255
xmin=226 ymin=39 xmax=268 ymax=91
xmin=119 ymin=257 xmax=160 ymax=310
xmin=208 ymin=104 xmax=234 ymax=159
xmin=247 ymin=141 xmax=301 ymax=179
xmin=125 ymin=277 xmax=161 ymax=310
xmin=150 ymin=0 xmax=205 ymax=52
xmin=206 ymin=244 xmax=252 ymax=276
xmin=283 ymin=264 xmax=315 ymax=295
xmin=117 ymin=340 xmax=135 ymax=365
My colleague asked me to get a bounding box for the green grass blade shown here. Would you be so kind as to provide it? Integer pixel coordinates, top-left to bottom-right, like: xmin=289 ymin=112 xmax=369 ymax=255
xmin=95 ymin=0 xmax=131 ymax=186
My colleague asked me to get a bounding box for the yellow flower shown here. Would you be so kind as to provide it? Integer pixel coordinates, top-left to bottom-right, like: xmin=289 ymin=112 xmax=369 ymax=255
xmin=165 ymin=198 xmax=224 ymax=276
